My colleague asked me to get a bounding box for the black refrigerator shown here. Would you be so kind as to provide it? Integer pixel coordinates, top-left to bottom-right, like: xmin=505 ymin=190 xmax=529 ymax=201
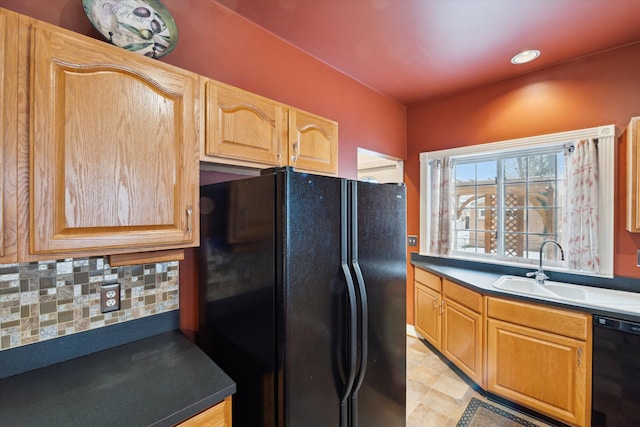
xmin=197 ymin=167 xmax=406 ymax=427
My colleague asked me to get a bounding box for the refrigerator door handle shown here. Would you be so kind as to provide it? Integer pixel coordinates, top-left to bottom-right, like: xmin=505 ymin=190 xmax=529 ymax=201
xmin=350 ymin=260 xmax=368 ymax=427
xmin=340 ymin=180 xmax=358 ymax=427
xmin=340 ymin=262 xmax=358 ymax=401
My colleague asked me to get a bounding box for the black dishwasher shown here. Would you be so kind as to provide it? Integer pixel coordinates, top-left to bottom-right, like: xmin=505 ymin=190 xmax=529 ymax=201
xmin=592 ymin=315 xmax=640 ymax=426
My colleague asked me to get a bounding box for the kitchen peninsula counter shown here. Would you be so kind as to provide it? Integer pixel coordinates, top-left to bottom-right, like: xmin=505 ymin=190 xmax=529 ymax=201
xmin=0 ymin=330 xmax=236 ymax=426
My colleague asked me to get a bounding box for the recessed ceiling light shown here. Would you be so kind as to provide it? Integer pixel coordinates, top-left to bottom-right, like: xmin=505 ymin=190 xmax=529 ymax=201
xmin=511 ymin=49 xmax=541 ymax=64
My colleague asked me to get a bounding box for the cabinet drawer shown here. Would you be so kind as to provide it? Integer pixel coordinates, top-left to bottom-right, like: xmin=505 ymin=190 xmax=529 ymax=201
xmin=443 ymin=279 xmax=482 ymax=313
xmin=487 ymin=297 xmax=589 ymax=340
xmin=415 ymin=267 xmax=441 ymax=292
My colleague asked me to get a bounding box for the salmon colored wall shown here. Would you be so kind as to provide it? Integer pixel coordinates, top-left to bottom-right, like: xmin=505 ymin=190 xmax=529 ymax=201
xmin=0 ymin=0 xmax=407 ymax=176
xmin=1 ymin=1 xmax=407 ymax=334
xmin=405 ymin=42 xmax=640 ymax=323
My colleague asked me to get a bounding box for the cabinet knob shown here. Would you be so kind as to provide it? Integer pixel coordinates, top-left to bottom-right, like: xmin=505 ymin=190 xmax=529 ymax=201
xmin=291 ymin=141 xmax=299 ymax=164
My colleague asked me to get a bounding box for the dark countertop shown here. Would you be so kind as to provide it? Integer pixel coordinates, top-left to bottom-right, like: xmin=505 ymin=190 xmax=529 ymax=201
xmin=0 ymin=330 xmax=236 ymax=427
xmin=412 ymin=256 xmax=640 ymax=323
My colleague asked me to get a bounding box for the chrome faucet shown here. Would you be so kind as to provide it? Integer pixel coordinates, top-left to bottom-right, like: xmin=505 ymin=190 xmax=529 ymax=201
xmin=527 ymin=239 xmax=565 ymax=284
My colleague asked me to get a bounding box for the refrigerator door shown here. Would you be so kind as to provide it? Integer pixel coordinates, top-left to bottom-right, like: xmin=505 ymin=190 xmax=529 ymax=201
xmin=198 ymin=175 xmax=278 ymax=427
xmin=281 ymin=171 xmax=351 ymax=427
xmin=351 ymin=180 xmax=407 ymax=427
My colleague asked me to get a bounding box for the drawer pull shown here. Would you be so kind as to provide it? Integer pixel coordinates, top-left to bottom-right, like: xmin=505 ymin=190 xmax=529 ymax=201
xmin=186 ymin=206 xmax=193 ymax=234
xmin=577 ymin=348 xmax=583 ymax=367
xmin=291 ymin=141 xmax=299 ymax=164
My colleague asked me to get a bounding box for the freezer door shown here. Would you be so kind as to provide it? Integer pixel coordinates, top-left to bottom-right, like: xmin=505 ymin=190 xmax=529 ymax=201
xmin=352 ymin=181 xmax=407 ymax=427
xmin=198 ymin=175 xmax=278 ymax=427
xmin=281 ymin=171 xmax=350 ymax=427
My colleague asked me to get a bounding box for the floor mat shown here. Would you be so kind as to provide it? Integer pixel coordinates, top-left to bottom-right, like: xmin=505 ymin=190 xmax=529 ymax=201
xmin=457 ymin=397 xmax=541 ymax=427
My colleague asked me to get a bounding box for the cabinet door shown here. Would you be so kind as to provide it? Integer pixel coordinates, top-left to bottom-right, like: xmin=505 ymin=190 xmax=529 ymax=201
xmin=487 ymin=318 xmax=590 ymax=426
xmin=204 ymin=81 xmax=286 ymax=167
xmin=442 ymin=297 xmax=483 ymax=386
xmin=0 ymin=8 xmax=18 ymax=263
xmin=626 ymin=117 xmax=640 ymax=231
xmin=414 ymin=282 xmax=441 ymax=349
xmin=288 ymin=109 xmax=338 ymax=175
xmin=28 ymin=20 xmax=199 ymax=256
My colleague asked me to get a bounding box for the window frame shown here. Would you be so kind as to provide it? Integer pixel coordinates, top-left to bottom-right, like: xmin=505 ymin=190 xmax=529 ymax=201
xmin=419 ymin=125 xmax=616 ymax=278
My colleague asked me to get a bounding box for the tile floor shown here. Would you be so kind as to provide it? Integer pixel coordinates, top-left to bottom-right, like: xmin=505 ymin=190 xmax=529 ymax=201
xmin=406 ymin=335 xmax=558 ymax=426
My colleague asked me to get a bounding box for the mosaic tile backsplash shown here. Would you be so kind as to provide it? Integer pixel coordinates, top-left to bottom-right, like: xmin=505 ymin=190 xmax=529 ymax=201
xmin=0 ymin=257 xmax=179 ymax=350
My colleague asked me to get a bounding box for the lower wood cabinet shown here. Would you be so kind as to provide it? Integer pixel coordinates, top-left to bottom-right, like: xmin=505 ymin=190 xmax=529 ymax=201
xmin=414 ymin=268 xmax=484 ymax=386
xmin=414 ymin=268 xmax=441 ymax=348
xmin=413 ymin=267 xmax=592 ymax=427
xmin=441 ymin=280 xmax=483 ymax=386
xmin=177 ymin=396 xmax=232 ymax=427
xmin=486 ymin=297 xmax=591 ymax=427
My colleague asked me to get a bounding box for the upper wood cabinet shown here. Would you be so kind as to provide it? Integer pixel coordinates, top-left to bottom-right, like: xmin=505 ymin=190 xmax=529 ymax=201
xmin=25 ymin=17 xmax=200 ymax=257
xmin=288 ymin=108 xmax=338 ymax=175
xmin=626 ymin=117 xmax=640 ymax=232
xmin=201 ymin=79 xmax=338 ymax=175
xmin=203 ymin=80 xmax=286 ymax=167
xmin=0 ymin=8 xmax=18 ymax=263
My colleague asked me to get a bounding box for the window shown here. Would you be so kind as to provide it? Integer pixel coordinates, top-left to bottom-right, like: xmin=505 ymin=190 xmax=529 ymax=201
xmin=453 ymin=150 xmax=565 ymax=262
xmin=420 ymin=125 xmax=615 ymax=277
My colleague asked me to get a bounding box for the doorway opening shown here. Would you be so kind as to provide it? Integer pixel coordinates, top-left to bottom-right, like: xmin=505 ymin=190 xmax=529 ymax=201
xmin=357 ymin=148 xmax=403 ymax=183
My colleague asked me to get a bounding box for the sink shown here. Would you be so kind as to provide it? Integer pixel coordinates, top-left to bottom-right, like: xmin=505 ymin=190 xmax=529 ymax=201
xmin=544 ymin=283 xmax=587 ymax=300
xmin=493 ymin=275 xmax=588 ymax=302
xmin=492 ymin=276 xmax=556 ymax=298
xmin=492 ymin=275 xmax=640 ymax=314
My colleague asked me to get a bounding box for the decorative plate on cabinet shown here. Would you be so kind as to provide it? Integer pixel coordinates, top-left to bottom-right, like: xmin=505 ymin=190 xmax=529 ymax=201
xmin=82 ymin=0 xmax=178 ymax=58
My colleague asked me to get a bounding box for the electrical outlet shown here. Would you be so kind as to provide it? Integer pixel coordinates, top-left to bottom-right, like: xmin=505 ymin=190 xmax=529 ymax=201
xmin=408 ymin=235 xmax=418 ymax=247
xmin=100 ymin=283 xmax=121 ymax=313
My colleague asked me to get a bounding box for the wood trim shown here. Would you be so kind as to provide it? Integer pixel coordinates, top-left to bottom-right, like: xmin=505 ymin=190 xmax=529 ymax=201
xmin=108 ymin=249 xmax=184 ymax=267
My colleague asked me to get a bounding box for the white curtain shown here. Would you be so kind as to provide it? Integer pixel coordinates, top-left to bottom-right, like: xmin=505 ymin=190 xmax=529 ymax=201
xmin=429 ymin=158 xmax=452 ymax=255
xmin=564 ymin=139 xmax=599 ymax=272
